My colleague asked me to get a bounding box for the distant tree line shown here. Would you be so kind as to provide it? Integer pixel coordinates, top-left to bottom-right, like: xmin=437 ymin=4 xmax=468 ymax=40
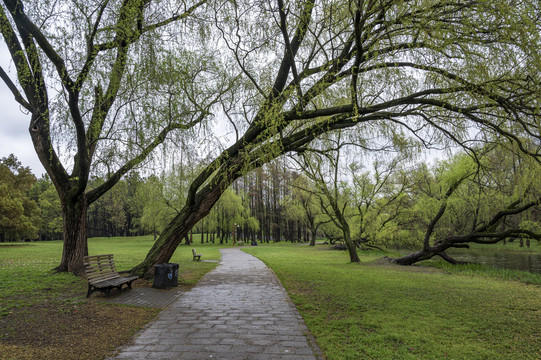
xmin=0 ymin=154 xmax=316 ymax=244
xmin=86 ymin=161 xmax=316 ymax=245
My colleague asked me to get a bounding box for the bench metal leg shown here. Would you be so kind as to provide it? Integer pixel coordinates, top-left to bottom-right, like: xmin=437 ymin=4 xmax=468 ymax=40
xmin=86 ymin=284 xmax=94 ymax=298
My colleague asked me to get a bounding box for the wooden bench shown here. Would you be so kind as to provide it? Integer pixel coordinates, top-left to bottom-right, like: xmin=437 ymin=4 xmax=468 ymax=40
xmin=192 ymin=248 xmax=202 ymax=261
xmin=83 ymin=254 xmax=138 ymax=297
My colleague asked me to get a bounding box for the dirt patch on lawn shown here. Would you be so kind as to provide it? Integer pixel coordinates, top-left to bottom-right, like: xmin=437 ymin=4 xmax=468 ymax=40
xmin=0 ymin=298 xmax=159 ymax=360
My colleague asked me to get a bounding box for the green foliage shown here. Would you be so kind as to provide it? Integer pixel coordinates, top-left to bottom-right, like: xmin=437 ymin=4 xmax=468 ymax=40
xmin=367 ymin=144 xmax=541 ymax=250
xmin=244 ymin=245 xmax=541 ymax=360
xmin=134 ymin=175 xmax=175 ymax=236
xmin=0 ymin=155 xmax=40 ymax=241
xmin=211 ymin=188 xmax=259 ymax=234
xmin=35 ymin=177 xmax=63 ymax=239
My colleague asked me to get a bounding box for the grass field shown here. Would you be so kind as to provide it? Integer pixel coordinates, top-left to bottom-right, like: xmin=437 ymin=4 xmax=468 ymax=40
xmin=2 ymin=238 xmax=541 ymax=359
xmin=243 ymin=245 xmax=541 ymax=360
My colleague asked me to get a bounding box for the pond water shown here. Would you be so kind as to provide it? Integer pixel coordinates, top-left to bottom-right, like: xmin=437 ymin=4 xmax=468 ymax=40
xmin=443 ymin=248 xmax=541 ymax=275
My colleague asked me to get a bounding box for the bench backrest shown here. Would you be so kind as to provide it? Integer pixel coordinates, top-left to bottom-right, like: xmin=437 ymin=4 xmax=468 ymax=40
xmin=83 ymin=254 xmax=120 ymax=284
xmin=192 ymin=248 xmax=197 ymax=255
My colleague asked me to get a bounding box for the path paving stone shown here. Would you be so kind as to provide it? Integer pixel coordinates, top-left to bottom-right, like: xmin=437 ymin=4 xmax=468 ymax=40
xmin=109 ymin=248 xmax=322 ymax=360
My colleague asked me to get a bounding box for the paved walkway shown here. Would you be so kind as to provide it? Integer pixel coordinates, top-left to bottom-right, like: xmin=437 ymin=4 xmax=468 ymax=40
xmin=110 ymin=248 xmax=322 ymax=360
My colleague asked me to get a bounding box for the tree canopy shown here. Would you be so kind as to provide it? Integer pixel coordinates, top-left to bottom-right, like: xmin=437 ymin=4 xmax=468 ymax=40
xmin=0 ymin=154 xmax=40 ymax=241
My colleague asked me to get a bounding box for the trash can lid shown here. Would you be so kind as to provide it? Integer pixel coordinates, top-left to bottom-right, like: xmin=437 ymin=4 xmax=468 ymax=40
xmin=155 ymin=263 xmax=170 ymax=268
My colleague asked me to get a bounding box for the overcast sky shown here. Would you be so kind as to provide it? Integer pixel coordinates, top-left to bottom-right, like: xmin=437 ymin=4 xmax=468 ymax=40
xmin=1 ymin=50 xmax=46 ymax=177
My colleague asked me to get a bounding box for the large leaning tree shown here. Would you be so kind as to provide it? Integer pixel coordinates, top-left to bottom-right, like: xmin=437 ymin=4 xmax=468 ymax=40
xmin=0 ymin=0 xmax=231 ymax=274
xmin=132 ymin=0 xmax=541 ymax=277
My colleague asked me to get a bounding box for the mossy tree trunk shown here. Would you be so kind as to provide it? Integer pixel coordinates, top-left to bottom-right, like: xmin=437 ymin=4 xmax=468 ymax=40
xmin=56 ymin=194 xmax=89 ymax=275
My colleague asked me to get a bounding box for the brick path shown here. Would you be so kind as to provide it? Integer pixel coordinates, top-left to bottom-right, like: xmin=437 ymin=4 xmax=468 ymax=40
xmin=110 ymin=248 xmax=322 ymax=360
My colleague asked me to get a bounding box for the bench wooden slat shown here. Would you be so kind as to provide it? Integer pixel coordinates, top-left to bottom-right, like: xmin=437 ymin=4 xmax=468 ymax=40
xmin=88 ymin=274 xmax=121 ymax=284
xmin=84 ymin=262 xmax=115 ymax=268
xmin=93 ymin=276 xmax=138 ymax=288
xmin=85 ymin=265 xmax=117 ymax=273
xmin=84 ymin=260 xmax=115 ymax=268
xmin=84 ymin=254 xmax=114 ymax=262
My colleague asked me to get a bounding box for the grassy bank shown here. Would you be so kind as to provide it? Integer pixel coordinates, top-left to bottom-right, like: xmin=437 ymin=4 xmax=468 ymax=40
xmin=0 ymin=236 xmax=226 ymax=360
xmin=243 ymin=245 xmax=541 ymax=360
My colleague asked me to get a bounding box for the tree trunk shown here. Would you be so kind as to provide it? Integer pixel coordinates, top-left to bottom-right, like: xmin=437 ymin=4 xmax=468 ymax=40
xmin=342 ymin=222 xmax=360 ymax=263
xmin=392 ymin=242 xmax=461 ymax=265
xmin=201 ymin=222 xmax=204 ymax=244
xmin=54 ymin=195 xmax=88 ymax=275
xmin=392 ymin=248 xmax=439 ymax=265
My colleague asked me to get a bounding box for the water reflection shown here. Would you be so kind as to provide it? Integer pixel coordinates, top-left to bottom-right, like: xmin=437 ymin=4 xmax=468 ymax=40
xmin=444 ymin=248 xmax=541 ymax=275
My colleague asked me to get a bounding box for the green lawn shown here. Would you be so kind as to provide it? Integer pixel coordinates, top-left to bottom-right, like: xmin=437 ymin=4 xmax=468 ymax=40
xmin=2 ymin=238 xmax=541 ymax=359
xmin=0 ymin=235 xmax=228 ymax=315
xmin=243 ymin=245 xmax=541 ymax=360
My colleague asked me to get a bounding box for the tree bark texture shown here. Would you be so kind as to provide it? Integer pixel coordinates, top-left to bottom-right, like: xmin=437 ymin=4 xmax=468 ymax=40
xmin=55 ymin=195 xmax=88 ymax=275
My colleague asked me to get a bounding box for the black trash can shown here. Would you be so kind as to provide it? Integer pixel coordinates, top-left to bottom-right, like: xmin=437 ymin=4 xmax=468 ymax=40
xmin=170 ymin=263 xmax=179 ymax=287
xmin=153 ymin=263 xmax=173 ymax=289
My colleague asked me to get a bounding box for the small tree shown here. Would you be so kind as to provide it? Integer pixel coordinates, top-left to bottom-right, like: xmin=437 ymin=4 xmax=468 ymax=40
xmin=283 ymin=174 xmax=329 ymax=246
xmin=295 ymin=133 xmax=361 ymax=262
xmin=348 ymin=156 xmax=411 ymax=250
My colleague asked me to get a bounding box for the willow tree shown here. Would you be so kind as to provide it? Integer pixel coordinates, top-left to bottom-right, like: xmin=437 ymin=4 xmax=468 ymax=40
xmin=0 ymin=0 xmax=230 ymax=274
xmin=293 ymin=131 xmax=361 ymax=262
xmin=392 ymin=145 xmax=541 ymax=265
xmin=132 ymin=0 xmax=541 ymax=277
